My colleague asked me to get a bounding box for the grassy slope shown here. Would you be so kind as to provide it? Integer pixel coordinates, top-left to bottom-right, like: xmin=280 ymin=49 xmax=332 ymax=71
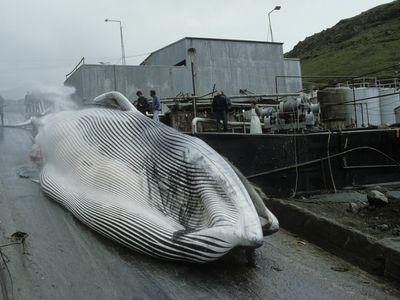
xmin=285 ymin=1 xmax=400 ymax=87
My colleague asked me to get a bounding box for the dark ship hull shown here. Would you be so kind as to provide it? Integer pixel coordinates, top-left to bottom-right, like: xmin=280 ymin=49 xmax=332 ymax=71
xmin=195 ymin=128 xmax=400 ymax=197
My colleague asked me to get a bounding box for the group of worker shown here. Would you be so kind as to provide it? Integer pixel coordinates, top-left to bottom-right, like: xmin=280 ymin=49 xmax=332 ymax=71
xmin=133 ymin=89 xmax=262 ymax=134
xmin=132 ymin=89 xmax=231 ymax=129
xmin=132 ymin=90 xmax=160 ymax=121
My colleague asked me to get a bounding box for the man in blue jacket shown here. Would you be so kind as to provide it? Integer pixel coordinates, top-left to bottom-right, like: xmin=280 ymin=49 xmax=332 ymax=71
xmin=150 ymin=90 xmax=160 ymax=121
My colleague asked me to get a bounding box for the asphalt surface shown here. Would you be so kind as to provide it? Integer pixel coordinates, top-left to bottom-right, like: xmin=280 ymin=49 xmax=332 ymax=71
xmin=1 ymin=110 xmax=400 ymax=300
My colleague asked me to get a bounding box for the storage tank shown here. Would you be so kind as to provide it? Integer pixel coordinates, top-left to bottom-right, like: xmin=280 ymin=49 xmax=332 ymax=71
xmin=318 ymin=87 xmax=355 ymax=129
xmin=354 ymin=87 xmax=380 ymax=127
xmin=379 ymin=88 xmax=400 ymax=125
xmin=395 ymin=106 xmax=400 ymax=123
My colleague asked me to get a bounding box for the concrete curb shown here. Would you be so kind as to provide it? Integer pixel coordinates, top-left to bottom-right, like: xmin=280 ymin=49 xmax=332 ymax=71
xmin=265 ymin=198 xmax=400 ymax=283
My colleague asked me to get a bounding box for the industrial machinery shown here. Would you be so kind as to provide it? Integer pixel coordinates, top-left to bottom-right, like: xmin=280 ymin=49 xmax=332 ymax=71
xmin=262 ymin=96 xmax=320 ymax=132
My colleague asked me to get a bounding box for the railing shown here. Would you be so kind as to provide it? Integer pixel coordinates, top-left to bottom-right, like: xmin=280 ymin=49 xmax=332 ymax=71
xmin=338 ymin=77 xmax=400 ymax=89
xmin=65 ymin=57 xmax=85 ymax=79
xmin=376 ymin=78 xmax=400 ymax=89
xmin=191 ymin=117 xmax=264 ymax=134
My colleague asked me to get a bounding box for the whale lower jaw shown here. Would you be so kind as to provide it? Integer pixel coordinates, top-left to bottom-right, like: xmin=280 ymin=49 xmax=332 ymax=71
xmin=40 ymin=166 xmax=263 ymax=263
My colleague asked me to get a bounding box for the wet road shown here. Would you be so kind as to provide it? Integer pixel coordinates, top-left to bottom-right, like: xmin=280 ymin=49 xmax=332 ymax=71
xmin=0 ymin=110 xmax=399 ymax=300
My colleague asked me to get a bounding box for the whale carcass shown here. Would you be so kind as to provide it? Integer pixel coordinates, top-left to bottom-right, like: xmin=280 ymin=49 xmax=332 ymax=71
xmin=33 ymin=92 xmax=278 ymax=263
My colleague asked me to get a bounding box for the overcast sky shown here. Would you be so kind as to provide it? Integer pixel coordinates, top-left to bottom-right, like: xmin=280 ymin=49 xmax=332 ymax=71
xmin=0 ymin=0 xmax=394 ymax=99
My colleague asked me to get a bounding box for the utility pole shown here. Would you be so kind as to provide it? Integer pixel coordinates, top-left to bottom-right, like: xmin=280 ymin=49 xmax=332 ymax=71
xmin=105 ymin=18 xmax=126 ymax=65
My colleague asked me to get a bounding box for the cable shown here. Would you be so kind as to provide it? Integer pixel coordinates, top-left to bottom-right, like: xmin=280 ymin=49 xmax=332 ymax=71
xmin=124 ymin=52 xmax=152 ymax=59
xmin=0 ymin=242 xmax=23 ymax=248
xmin=290 ymin=133 xmax=299 ymax=198
xmin=326 ymin=131 xmax=337 ymax=193
xmin=246 ymin=145 xmax=400 ymax=179
xmin=290 ymin=106 xmax=299 ymax=198
xmin=0 ymin=249 xmax=14 ymax=300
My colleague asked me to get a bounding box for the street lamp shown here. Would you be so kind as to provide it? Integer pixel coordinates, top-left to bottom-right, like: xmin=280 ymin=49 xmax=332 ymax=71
xmin=105 ymin=18 xmax=126 ymax=65
xmin=268 ymin=6 xmax=281 ymax=42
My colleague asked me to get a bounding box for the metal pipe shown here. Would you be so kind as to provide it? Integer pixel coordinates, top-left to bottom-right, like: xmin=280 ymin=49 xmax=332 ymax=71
xmin=359 ymin=103 xmax=364 ymax=127
xmin=190 ymin=62 xmax=196 ymax=97
xmin=274 ymin=76 xmax=279 ymax=101
xmin=113 ymin=65 xmax=117 ymax=91
xmin=160 ymin=93 xmax=300 ymax=101
xmin=352 ymin=85 xmax=358 ymax=126
xmin=191 ymin=117 xmax=264 ymax=134
xmin=168 ymin=102 xmax=279 ymax=110
xmin=187 ymin=48 xmax=197 ymax=118
xmin=343 ymin=164 xmax=399 ymax=169
xmin=191 ymin=117 xmax=213 ymax=134
xmin=191 ymin=61 xmax=197 ymax=118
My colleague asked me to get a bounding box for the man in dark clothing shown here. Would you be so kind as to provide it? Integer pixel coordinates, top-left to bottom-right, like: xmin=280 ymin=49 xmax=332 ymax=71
xmin=212 ymin=91 xmax=229 ymax=132
xmin=135 ymin=91 xmax=149 ymax=115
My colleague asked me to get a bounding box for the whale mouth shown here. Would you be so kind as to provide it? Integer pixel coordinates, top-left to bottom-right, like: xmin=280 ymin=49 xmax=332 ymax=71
xmin=222 ymin=157 xmax=280 ymax=238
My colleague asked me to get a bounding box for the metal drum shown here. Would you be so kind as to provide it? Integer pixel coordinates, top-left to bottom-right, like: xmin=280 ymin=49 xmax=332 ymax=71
xmin=318 ymin=87 xmax=355 ymax=129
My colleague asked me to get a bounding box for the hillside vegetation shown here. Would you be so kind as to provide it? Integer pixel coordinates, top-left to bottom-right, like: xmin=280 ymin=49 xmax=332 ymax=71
xmin=285 ymin=0 xmax=400 ymax=87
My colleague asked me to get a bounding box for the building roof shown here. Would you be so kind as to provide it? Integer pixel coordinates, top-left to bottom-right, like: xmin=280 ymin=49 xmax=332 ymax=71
xmin=141 ymin=37 xmax=283 ymax=65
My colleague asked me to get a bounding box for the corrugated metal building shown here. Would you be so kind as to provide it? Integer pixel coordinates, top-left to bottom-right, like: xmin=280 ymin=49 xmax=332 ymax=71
xmin=64 ymin=37 xmax=302 ymax=102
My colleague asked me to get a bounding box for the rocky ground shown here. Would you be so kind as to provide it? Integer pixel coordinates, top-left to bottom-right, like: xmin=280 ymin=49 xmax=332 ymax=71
xmin=283 ymin=184 xmax=400 ymax=241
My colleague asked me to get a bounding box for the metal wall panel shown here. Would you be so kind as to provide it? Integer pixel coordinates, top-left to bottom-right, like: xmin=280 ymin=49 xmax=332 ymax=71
xmin=65 ymin=65 xmax=190 ymax=102
xmin=142 ymin=38 xmax=187 ymax=66
xmin=186 ymin=38 xmax=288 ymax=95
xmin=65 ymin=38 xmax=302 ymax=101
xmin=283 ymin=58 xmax=302 ymax=92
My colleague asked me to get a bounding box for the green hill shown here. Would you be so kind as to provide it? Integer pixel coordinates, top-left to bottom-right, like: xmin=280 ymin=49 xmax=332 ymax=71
xmin=285 ymin=0 xmax=400 ymax=88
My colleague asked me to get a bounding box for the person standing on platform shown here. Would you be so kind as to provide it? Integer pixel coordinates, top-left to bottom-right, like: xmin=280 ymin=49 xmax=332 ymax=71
xmin=212 ymin=91 xmax=229 ymax=132
xmin=250 ymin=100 xmax=262 ymax=134
xmin=150 ymin=90 xmax=161 ymax=122
xmin=135 ymin=91 xmax=149 ymax=115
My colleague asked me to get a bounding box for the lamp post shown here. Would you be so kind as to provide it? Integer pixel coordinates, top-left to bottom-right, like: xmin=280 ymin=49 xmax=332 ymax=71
xmin=105 ymin=18 xmax=126 ymax=65
xmin=268 ymin=6 xmax=281 ymax=42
